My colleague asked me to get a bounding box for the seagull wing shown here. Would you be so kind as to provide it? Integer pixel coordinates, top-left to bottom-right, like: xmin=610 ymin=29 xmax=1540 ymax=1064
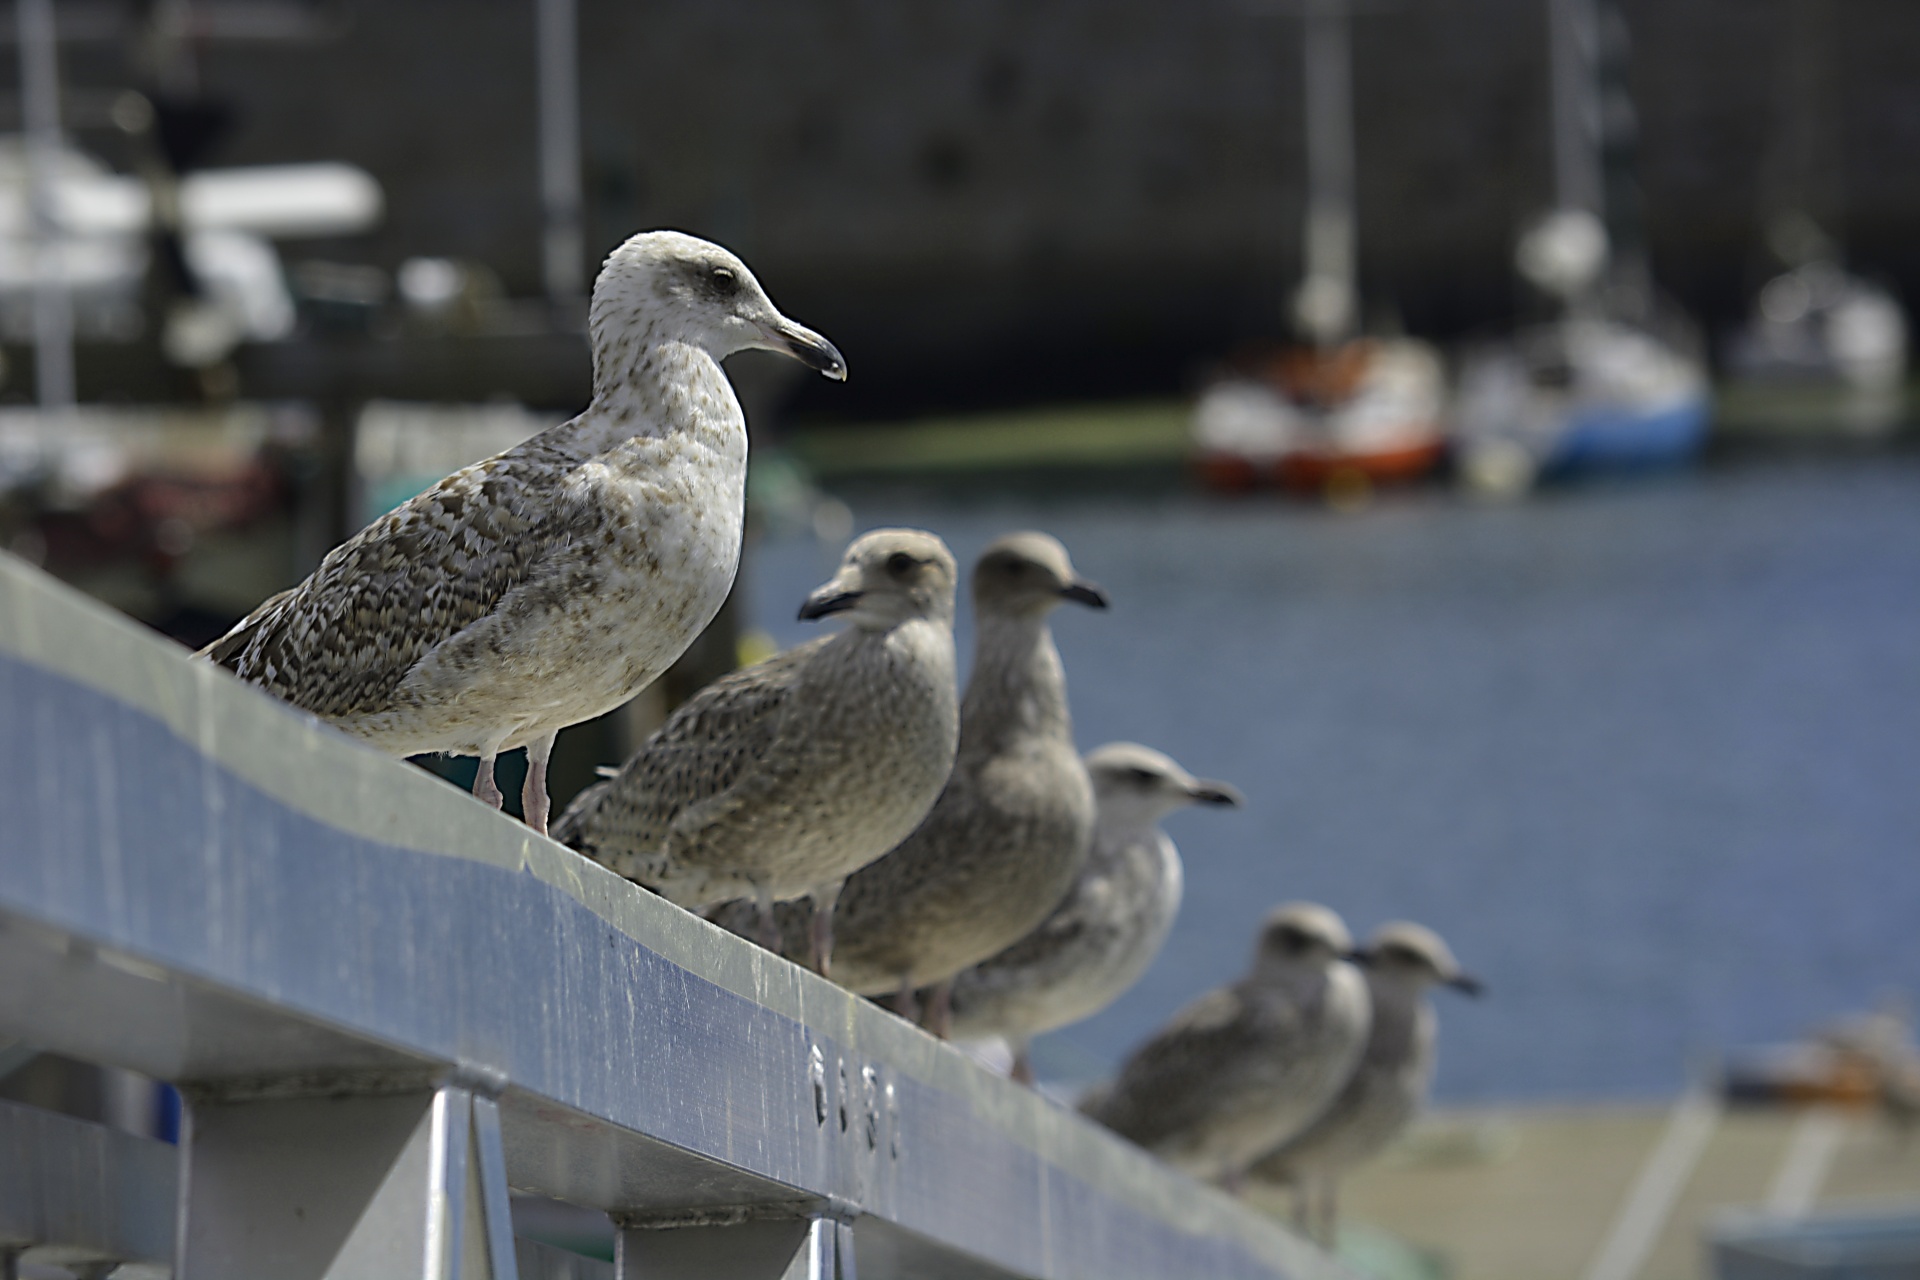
xmin=1084 ymin=984 xmax=1251 ymax=1146
xmin=557 ymin=638 xmax=828 ymax=872
xmin=198 ymin=442 xmax=576 ymax=720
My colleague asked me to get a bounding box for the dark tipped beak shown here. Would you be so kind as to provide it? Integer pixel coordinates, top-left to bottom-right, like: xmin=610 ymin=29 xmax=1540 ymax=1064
xmin=1188 ymin=780 xmax=1243 ymax=808
xmin=768 ymin=317 xmax=847 ymax=381
xmin=1447 ymin=973 xmax=1485 ymax=998
xmin=1058 ymin=579 xmax=1109 ymax=609
xmin=798 ymin=588 xmax=862 ymax=621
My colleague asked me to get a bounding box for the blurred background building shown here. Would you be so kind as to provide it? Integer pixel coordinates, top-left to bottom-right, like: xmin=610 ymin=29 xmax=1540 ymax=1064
xmin=1 ymin=0 xmax=1913 ymax=416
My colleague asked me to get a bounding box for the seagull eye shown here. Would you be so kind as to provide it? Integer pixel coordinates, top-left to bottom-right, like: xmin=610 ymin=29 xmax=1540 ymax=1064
xmin=708 ymin=265 xmax=740 ymax=297
xmin=886 ymin=552 xmax=918 ymax=577
xmin=1126 ymin=767 xmax=1158 ymax=785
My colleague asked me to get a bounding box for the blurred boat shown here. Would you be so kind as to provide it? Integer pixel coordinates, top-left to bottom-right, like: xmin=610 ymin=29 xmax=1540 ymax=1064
xmin=1190 ymin=0 xmax=1446 ymax=499
xmin=1453 ymin=0 xmax=1711 ymax=495
xmin=1453 ymin=314 xmax=1711 ymax=493
xmin=1721 ymin=252 xmax=1909 ymax=439
xmin=1718 ymin=0 xmax=1910 ymax=440
xmin=1193 ymin=338 xmax=1447 ymax=495
xmin=1720 ymin=1041 xmax=1881 ymax=1109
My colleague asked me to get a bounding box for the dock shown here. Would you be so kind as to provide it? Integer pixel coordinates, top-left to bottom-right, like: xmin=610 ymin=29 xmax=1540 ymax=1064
xmin=1253 ymin=1101 xmax=1920 ymax=1280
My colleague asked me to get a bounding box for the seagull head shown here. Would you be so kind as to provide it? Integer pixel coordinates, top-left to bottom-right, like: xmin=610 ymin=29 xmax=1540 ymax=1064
xmin=972 ymin=531 xmax=1109 ymax=619
xmin=799 ymin=528 xmax=958 ymax=631
xmin=1085 ymin=742 xmax=1242 ymax=827
xmin=591 ymin=230 xmax=847 ymax=380
xmin=1358 ymin=921 xmax=1483 ymax=997
xmin=1255 ymin=902 xmax=1357 ymax=974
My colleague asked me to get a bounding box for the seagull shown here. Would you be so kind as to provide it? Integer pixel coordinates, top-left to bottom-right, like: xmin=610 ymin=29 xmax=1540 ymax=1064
xmin=1079 ymin=902 xmax=1371 ymax=1190
xmin=715 ymin=532 xmax=1107 ymax=1029
xmin=1248 ymin=921 xmax=1481 ymax=1243
xmin=945 ymin=742 xmax=1242 ymax=1084
xmin=551 ymin=528 xmax=960 ymax=975
xmin=198 ymin=230 xmax=845 ymax=833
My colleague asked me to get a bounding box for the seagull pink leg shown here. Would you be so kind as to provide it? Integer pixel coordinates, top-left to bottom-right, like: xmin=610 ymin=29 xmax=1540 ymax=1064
xmin=806 ymin=879 xmax=843 ymax=978
xmin=473 ymin=752 xmax=504 ymax=810
xmin=522 ymin=731 xmax=557 ymax=836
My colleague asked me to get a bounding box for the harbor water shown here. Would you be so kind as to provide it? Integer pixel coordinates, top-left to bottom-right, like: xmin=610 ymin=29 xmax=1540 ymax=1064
xmin=745 ymin=450 xmax=1920 ymax=1104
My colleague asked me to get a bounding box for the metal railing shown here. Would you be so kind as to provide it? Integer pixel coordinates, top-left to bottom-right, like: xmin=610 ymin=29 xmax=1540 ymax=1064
xmin=0 ymin=550 xmax=1348 ymax=1280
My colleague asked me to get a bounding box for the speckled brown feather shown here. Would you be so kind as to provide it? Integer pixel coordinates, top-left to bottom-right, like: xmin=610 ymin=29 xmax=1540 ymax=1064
xmin=203 ymin=435 xmax=590 ymax=721
xmin=552 ymin=529 xmax=960 ymax=909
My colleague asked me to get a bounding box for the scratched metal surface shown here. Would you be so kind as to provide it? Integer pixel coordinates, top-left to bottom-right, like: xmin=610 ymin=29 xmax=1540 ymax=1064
xmin=0 ymin=552 xmax=1344 ymax=1280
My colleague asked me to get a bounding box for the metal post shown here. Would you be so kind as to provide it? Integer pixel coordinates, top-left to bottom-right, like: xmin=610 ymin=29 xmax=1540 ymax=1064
xmin=178 ymin=1084 xmax=519 ymax=1280
xmin=536 ymin=0 xmax=585 ymax=307
xmin=1547 ymin=0 xmax=1603 ymax=219
xmin=1295 ymin=0 xmax=1357 ymax=345
xmin=15 ymin=0 xmax=75 ymax=410
xmin=615 ymin=1216 xmax=848 ymax=1280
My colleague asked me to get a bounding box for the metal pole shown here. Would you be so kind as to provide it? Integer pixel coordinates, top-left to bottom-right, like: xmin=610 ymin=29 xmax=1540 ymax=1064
xmin=16 ymin=0 xmax=74 ymax=410
xmin=1297 ymin=0 xmax=1357 ymax=345
xmin=536 ymin=0 xmax=584 ymax=307
xmin=1547 ymin=0 xmax=1603 ymax=217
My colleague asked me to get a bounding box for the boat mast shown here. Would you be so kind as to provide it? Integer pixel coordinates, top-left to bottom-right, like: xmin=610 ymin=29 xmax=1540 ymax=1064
xmin=16 ymin=0 xmax=75 ymax=411
xmin=1547 ymin=0 xmax=1603 ymax=223
xmin=1294 ymin=0 xmax=1358 ymax=347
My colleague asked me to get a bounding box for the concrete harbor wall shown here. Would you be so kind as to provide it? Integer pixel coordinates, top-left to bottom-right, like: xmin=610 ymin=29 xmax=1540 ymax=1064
xmin=13 ymin=0 xmax=1920 ymax=409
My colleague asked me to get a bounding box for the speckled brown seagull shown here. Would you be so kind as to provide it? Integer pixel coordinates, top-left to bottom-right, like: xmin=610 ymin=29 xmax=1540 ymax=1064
xmin=945 ymin=742 xmax=1242 ymax=1084
xmin=716 ymin=532 xmax=1109 ymax=1026
xmin=552 ymin=528 xmax=960 ymax=975
xmin=1249 ymin=921 xmax=1481 ymax=1243
xmin=1080 ymin=902 xmax=1371 ymax=1190
xmin=198 ymin=230 xmax=845 ymax=833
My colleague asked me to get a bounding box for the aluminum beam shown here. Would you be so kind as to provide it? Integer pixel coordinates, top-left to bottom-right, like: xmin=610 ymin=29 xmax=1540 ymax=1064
xmin=0 ymin=551 xmax=1345 ymax=1280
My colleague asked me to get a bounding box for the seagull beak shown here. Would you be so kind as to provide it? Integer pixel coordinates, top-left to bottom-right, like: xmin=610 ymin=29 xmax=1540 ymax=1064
xmin=1447 ymin=972 xmax=1486 ymax=998
xmin=1058 ymin=578 xmax=1109 ymax=609
xmin=761 ymin=316 xmax=847 ymax=381
xmin=1187 ymin=780 xmax=1243 ymax=808
xmin=798 ymin=586 xmax=863 ymax=621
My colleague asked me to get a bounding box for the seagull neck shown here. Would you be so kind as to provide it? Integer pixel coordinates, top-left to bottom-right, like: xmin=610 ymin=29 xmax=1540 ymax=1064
xmin=583 ymin=330 xmax=739 ymax=452
xmin=1361 ymin=978 xmax=1425 ymax=1062
xmin=960 ymin=611 xmax=1071 ymax=755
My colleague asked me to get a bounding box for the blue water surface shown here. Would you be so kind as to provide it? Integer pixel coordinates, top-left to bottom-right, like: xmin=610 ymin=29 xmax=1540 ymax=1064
xmin=741 ymin=453 xmax=1920 ymax=1104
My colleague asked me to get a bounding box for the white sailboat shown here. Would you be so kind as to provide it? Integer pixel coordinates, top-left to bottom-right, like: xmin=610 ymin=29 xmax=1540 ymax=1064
xmin=1451 ymin=0 xmax=1711 ymax=494
xmin=1193 ymin=0 xmax=1447 ymax=500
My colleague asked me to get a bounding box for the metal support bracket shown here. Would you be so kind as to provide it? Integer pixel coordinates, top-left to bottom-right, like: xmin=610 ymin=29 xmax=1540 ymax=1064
xmin=614 ymin=1214 xmax=853 ymax=1280
xmin=177 ymin=1082 xmax=520 ymax=1280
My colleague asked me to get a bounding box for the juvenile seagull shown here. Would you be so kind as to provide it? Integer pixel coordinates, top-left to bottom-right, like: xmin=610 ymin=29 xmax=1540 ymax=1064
xmin=1249 ymin=922 xmax=1481 ymax=1243
xmin=551 ymin=529 xmax=959 ymax=975
xmin=946 ymin=743 xmax=1242 ymax=1084
xmin=721 ymin=532 xmax=1107 ymax=1024
xmin=199 ymin=230 xmax=845 ymax=832
xmin=1080 ymin=902 xmax=1370 ymax=1189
